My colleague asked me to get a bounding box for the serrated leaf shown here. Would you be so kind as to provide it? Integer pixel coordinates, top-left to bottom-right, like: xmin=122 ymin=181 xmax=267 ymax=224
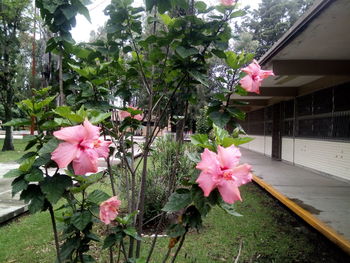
xmin=222 ymin=137 xmax=254 ymax=147
xmin=188 ymin=70 xmax=209 ymax=87
xmin=38 ymin=138 xmax=59 ymax=155
xmin=176 ymin=46 xmax=198 ymax=59
xmin=19 ymin=156 xmax=36 ymax=172
xmin=40 ymin=174 xmax=73 ymax=204
xmin=3 ymin=169 xmax=22 ymax=178
xmin=71 ymin=211 xmax=92 ymax=231
xmin=11 ymin=175 xmax=28 ymax=196
xmin=209 ymin=111 xmax=230 ymax=128
xmin=87 ymin=190 xmax=110 ymax=205
xmin=102 ymin=233 xmax=123 ymax=249
xmin=190 ymin=134 xmax=209 ymax=146
xmin=19 ymin=185 xmax=45 ymax=213
xmin=2 ymin=118 xmax=31 ymax=127
xmin=25 ymin=168 xmax=44 ymax=182
xmin=162 ymin=190 xmax=191 ymax=212
xmin=124 ymin=227 xmax=142 ymax=240
xmin=194 ymin=1 xmax=207 ymax=12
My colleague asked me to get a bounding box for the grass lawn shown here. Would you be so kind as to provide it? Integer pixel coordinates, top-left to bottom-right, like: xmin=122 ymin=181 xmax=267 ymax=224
xmin=0 ymin=138 xmax=28 ymax=163
xmin=1 ymin=182 xmax=349 ymax=263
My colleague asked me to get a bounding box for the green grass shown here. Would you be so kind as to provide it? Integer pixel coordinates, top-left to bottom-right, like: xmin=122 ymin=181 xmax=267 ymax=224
xmin=1 ymin=183 xmax=349 ymax=263
xmin=0 ymin=139 xmax=28 ymax=163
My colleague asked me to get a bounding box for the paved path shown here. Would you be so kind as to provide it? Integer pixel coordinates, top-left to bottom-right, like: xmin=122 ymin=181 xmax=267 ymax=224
xmin=240 ymin=148 xmax=350 ymax=244
xmin=0 ymin=163 xmax=27 ymax=224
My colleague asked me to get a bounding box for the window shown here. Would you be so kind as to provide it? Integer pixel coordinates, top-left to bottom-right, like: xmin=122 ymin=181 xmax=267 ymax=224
xmin=313 ymin=117 xmax=332 ymax=138
xmin=314 ymin=88 xmax=333 ymax=114
xmin=334 ymin=83 xmax=350 ymax=112
xmin=297 ymin=94 xmax=312 ymax=116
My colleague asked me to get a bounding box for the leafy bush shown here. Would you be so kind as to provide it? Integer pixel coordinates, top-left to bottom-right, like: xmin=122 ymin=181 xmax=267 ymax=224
xmin=143 ymin=135 xmax=196 ymax=224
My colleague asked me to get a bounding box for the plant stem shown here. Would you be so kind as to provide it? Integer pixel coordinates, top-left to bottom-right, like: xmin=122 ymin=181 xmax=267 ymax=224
xmin=170 ymin=229 xmax=189 ymax=263
xmin=109 ymin=246 xmax=114 ymax=263
xmin=48 ymin=204 xmax=62 ymax=263
xmin=162 ymin=247 xmax=172 ymax=263
xmin=146 ymin=212 xmax=166 ymax=263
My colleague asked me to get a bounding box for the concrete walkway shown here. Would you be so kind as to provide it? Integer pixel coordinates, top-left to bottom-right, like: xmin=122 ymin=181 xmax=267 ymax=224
xmin=0 ymin=163 xmax=27 ymax=224
xmin=240 ymin=148 xmax=350 ymax=252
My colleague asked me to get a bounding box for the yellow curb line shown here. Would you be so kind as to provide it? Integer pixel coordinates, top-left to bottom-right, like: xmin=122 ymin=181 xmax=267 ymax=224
xmin=253 ymin=175 xmax=350 ymax=255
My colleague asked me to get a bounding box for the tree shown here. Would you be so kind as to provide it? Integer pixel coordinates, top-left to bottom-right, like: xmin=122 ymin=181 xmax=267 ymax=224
xmin=242 ymin=0 xmax=315 ymax=58
xmin=0 ymin=0 xmax=31 ymax=151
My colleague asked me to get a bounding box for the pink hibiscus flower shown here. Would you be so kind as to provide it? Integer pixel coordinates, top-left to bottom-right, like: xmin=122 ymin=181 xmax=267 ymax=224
xmin=220 ymin=0 xmax=236 ymax=6
xmin=51 ymin=119 xmax=112 ymax=175
xmin=196 ymin=145 xmax=252 ymax=204
xmin=99 ymin=196 xmax=121 ymax=225
xmin=118 ymin=106 xmax=143 ymax=121
xmin=239 ymin=60 xmax=274 ymax=94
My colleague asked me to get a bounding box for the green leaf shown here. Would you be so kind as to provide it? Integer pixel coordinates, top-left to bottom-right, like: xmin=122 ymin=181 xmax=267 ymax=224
xmin=102 ymin=233 xmax=123 ymax=249
xmin=159 ymin=14 xmax=173 ymax=26
xmin=12 ymin=176 xmax=28 ymax=196
xmin=38 ymin=138 xmax=60 ymax=155
xmin=88 ymin=111 xmax=111 ymax=124
xmin=190 ymin=134 xmax=209 ymax=146
xmin=73 ymin=0 xmax=91 ymax=23
xmin=2 ymin=118 xmax=31 ymax=127
xmin=225 ymin=51 xmax=240 ymax=69
xmin=25 ymin=168 xmax=44 ymax=182
xmin=20 ymin=185 xmax=45 ymax=213
xmin=71 ymin=211 xmax=92 ymax=231
xmin=194 ymin=1 xmax=207 ymax=12
xmin=213 ymin=124 xmax=229 ymax=143
xmin=188 ymin=70 xmax=209 ymax=87
xmin=124 ymin=227 xmax=142 ymax=241
xmin=219 ymin=202 xmax=242 ymax=217
xmin=158 ymin=0 xmax=172 ymax=13
xmin=87 ymin=190 xmax=110 ymax=205
xmin=40 ymin=174 xmax=73 ymax=204
xmin=222 ymin=137 xmax=254 ymax=147
xmin=19 ymin=156 xmax=36 ymax=172
xmin=34 ymin=96 xmax=56 ymax=111
xmin=209 ymin=111 xmax=230 ymax=128
xmin=162 ymin=190 xmax=192 ymax=212
xmin=226 ymin=107 xmax=246 ymax=120
xmin=167 ymin=224 xmax=186 ymax=238
xmin=3 ymin=169 xmax=22 ymax=178
xmin=175 ymin=46 xmax=198 ymax=59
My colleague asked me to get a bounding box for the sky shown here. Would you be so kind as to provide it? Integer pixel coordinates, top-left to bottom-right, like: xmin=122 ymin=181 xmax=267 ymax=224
xmin=71 ymin=0 xmax=261 ymax=43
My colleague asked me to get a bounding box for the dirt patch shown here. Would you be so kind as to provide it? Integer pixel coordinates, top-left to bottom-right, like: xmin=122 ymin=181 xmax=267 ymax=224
xmin=290 ymin=198 xmax=322 ymax=215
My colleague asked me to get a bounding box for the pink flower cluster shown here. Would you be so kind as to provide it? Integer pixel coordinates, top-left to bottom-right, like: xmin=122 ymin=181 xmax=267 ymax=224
xmin=118 ymin=106 xmax=143 ymax=121
xmin=99 ymin=196 xmax=121 ymax=225
xmin=239 ymin=60 xmax=274 ymax=94
xmin=220 ymin=0 xmax=236 ymax=6
xmin=196 ymin=145 xmax=252 ymax=204
xmin=51 ymin=119 xmax=112 ymax=175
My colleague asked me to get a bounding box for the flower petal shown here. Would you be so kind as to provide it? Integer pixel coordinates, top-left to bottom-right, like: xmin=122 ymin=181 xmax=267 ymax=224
xmin=218 ymin=180 xmax=242 ymax=204
xmin=83 ymin=119 xmax=100 ymax=141
xmin=231 ymin=164 xmax=253 ymax=187
xmin=73 ymin=148 xmax=99 ymax=175
xmin=239 ymin=75 xmax=254 ymax=92
xmin=51 ymin=142 xmax=79 ymax=168
xmin=196 ymin=148 xmax=220 ymax=175
xmin=196 ymin=171 xmax=217 ymax=197
xmin=53 ymin=125 xmax=85 ymax=144
xmin=95 ymin=140 xmax=112 ymax=158
xmin=217 ymin=145 xmax=241 ymax=169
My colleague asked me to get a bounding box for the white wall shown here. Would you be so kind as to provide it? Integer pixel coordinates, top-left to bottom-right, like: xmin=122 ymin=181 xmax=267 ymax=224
xmin=265 ymin=136 xmax=272 ymax=156
xmin=282 ymin=137 xmax=294 ymax=163
xmin=241 ymin=135 xmax=272 ymax=156
xmin=293 ymin=139 xmax=350 ymax=181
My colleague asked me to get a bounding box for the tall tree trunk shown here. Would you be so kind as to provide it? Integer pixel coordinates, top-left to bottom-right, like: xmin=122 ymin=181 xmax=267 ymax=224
xmin=2 ymin=87 xmax=14 ymax=151
xmin=58 ymin=54 xmax=65 ymax=106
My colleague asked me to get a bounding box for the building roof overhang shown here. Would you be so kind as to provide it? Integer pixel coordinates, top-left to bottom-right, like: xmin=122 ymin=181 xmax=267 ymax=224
xmin=231 ymin=0 xmax=350 ymax=112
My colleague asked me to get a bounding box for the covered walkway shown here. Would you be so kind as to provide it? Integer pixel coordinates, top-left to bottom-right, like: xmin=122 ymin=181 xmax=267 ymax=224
xmin=240 ymin=148 xmax=350 ymax=254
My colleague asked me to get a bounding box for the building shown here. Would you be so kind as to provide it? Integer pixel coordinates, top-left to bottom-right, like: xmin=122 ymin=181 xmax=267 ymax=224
xmin=237 ymin=0 xmax=350 ymax=182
